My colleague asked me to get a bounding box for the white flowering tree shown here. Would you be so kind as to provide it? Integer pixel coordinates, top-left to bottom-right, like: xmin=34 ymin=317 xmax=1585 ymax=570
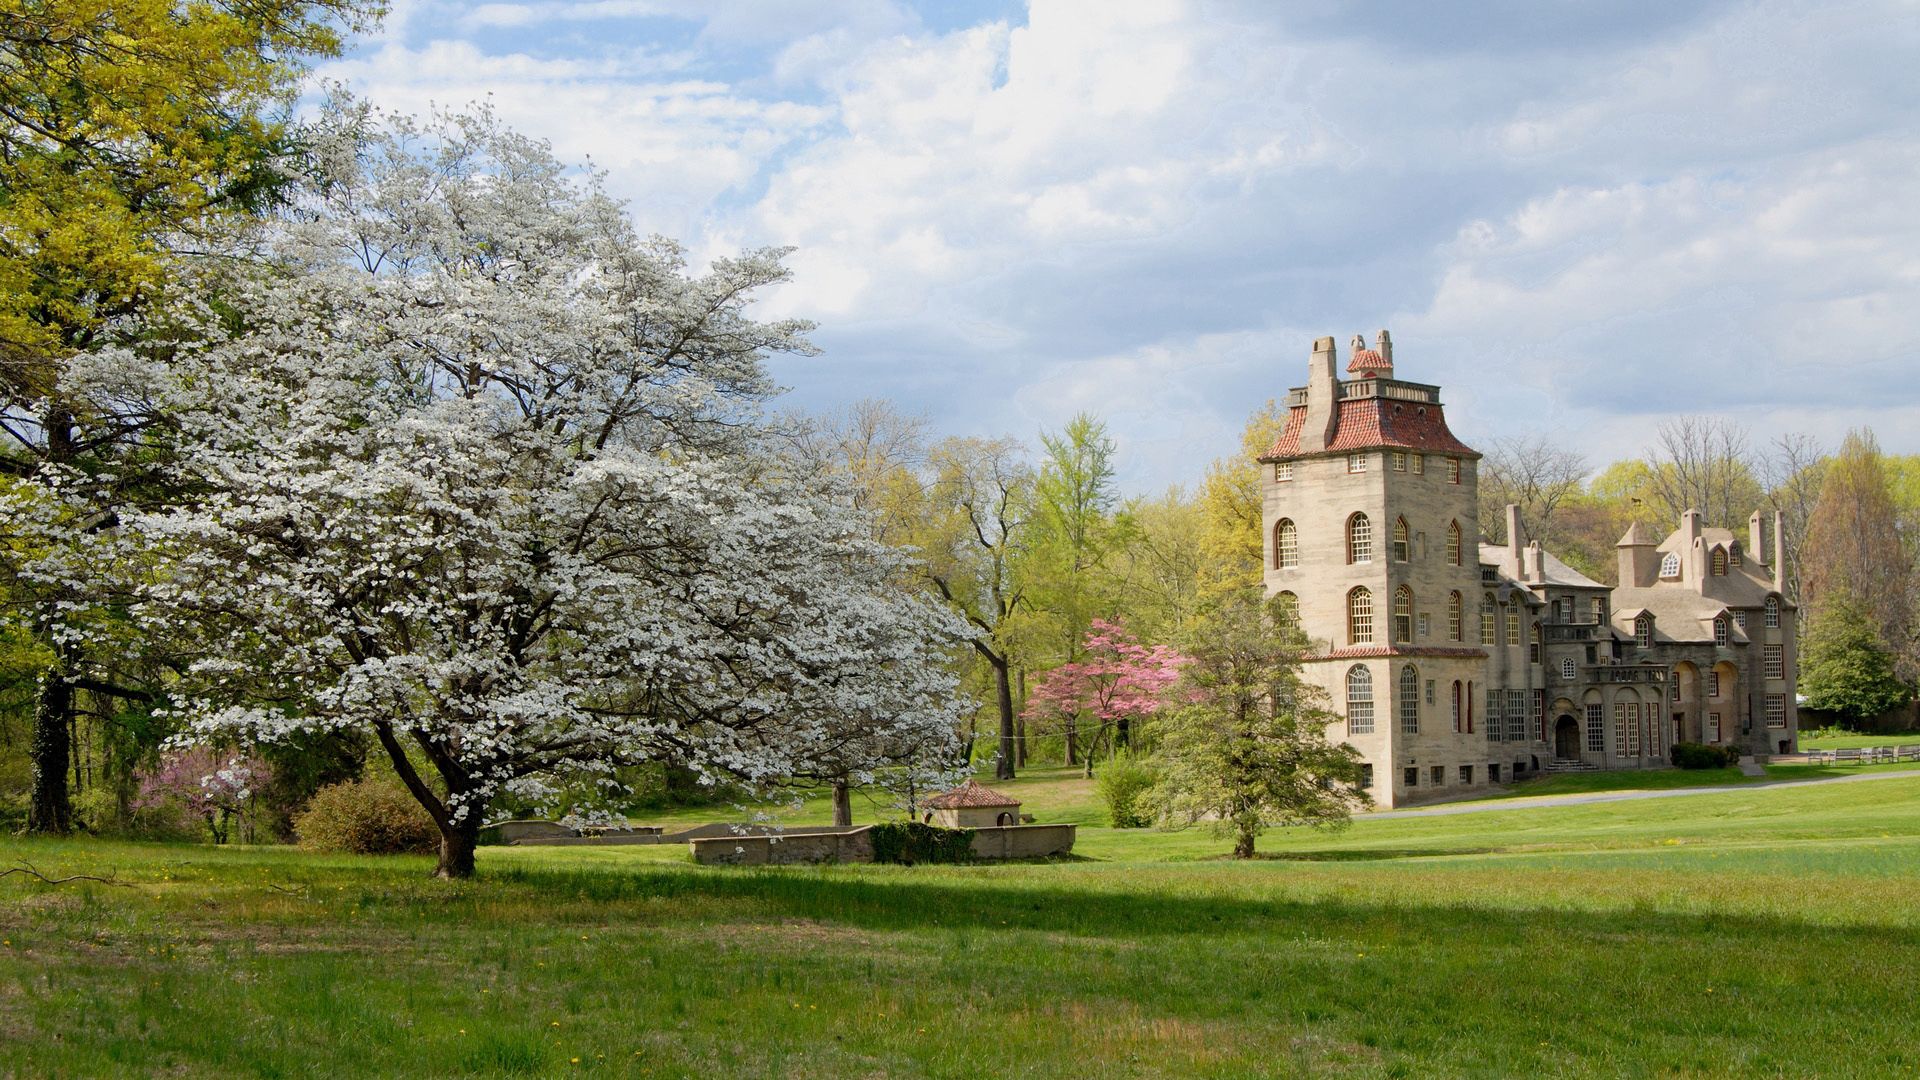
xmin=111 ymin=101 xmax=968 ymax=877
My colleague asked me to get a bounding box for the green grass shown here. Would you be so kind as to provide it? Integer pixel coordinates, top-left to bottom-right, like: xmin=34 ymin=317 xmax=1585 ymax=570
xmin=1798 ymin=730 xmax=1920 ymax=750
xmin=6 ymin=774 xmax=1920 ymax=1077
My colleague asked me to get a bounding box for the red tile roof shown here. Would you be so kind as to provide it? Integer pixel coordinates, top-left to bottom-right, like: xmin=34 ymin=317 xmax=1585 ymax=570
xmin=1263 ymin=398 xmax=1478 ymax=459
xmin=924 ymin=778 xmax=1020 ymax=809
xmin=1347 ymin=348 xmax=1391 ymax=375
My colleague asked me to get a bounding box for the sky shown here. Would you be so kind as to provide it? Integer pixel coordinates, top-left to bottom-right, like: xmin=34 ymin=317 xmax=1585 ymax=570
xmin=318 ymin=0 xmax=1920 ymax=493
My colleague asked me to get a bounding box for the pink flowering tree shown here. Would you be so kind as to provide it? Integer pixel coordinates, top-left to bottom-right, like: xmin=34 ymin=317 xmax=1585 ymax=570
xmin=133 ymin=748 xmax=272 ymax=844
xmin=1024 ymin=620 xmax=1185 ymax=776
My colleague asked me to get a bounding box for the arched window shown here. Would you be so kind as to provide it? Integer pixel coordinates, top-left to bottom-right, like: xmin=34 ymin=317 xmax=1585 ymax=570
xmin=1711 ymin=547 xmax=1728 ymax=576
xmin=1399 ymin=665 xmax=1420 ymax=734
xmin=1273 ymin=518 xmax=1298 ymax=569
xmin=1764 ymin=596 xmax=1780 ymax=628
xmin=1348 ymin=513 xmax=1373 ymax=564
xmin=1273 ymin=591 xmax=1299 ymax=628
xmin=1636 ymin=614 xmax=1653 ymax=648
xmin=1448 ymin=591 xmax=1463 ymax=642
xmin=1446 ymin=520 xmax=1462 ymax=566
xmin=1346 ymin=665 xmax=1374 ymax=735
xmin=1450 ymin=680 xmax=1463 ymax=732
xmin=1529 ymin=622 xmax=1542 ymax=663
xmin=1714 ymin=615 xmax=1729 ymax=647
xmin=1348 ymin=587 xmax=1374 ymax=645
xmin=1392 ymin=517 xmax=1410 ymax=562
xmin=1480 ymin=593 xmax=1496 ymax=645
xmin=1659 ymin=551 xmax=1681 ymax=579
xmin=1393 ymin=586 xmax=1414 ymax=642
xmin=1561 ymin=657 xmax=1576 ymax=680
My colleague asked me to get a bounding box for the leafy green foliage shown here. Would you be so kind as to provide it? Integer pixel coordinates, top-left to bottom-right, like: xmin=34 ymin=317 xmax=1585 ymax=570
xmin=1095 ymin=753 xmax=1157 ymax=828
xmin=1800 ymin=597 xmax=1915 ymax=725
xmin=866 ymin=821 xmax=974 ymax=865
xmin=1669 ymin=742 xmax=1742 ymax=769
xmin=293 ymin=778 xmax=438 ymax=855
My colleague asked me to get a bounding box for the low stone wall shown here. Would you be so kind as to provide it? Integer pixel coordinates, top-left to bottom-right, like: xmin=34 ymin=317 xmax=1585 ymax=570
xmin=689 ymin=823 xmax=1077 ymax=866
xmin=691 ymin=827 xmax=875 ymax=866
xmin=968 ymin=823 xmax=1076 ymax=860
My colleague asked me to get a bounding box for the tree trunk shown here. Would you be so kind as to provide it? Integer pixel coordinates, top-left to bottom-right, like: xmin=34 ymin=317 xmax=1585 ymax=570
xmin=1064 ymin=715 xmax=1078 ymax=767
xmin=28 ymin=664 xmax=74 ymax=834
xmin=831 ymin=778 xmax=853 ymax=827
xmin=1233 ymin=829 xmax=1257 ymax=859
xmin=992 ymin=655 xmax=1016 ymax=781
xmin=1015 ymin=668 xmax=1028 ymax=767
xmin=435 ymin=816 xmax=480 ymax=880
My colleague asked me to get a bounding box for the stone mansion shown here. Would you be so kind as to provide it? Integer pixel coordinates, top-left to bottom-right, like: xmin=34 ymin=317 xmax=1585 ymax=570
xmin=1261 ymin=332 xmax=1799 ymax=808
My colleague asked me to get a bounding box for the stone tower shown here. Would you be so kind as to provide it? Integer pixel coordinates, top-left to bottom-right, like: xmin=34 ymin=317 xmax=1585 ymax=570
xmin=1259 ymin=331 xmax=1490 ymax=807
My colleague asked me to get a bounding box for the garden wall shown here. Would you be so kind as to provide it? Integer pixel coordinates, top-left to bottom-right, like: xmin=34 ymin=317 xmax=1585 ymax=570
xmin=690 ymin=823 xmax=1077 ymax=866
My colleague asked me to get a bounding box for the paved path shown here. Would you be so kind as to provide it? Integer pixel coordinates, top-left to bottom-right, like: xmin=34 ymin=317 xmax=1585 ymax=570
xmin=1362 ymin=767 xmax=1920 ymax=819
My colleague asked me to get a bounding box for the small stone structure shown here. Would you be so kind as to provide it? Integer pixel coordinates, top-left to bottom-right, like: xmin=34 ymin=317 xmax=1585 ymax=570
xmin=689 ymin=823 xmax=1076 ymax=866
xmin=921 ymin=779 xmax=1022 ymax=828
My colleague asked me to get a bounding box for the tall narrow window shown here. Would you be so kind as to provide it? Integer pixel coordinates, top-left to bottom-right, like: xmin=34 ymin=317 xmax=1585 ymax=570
xmin=1274 ymin=518 xmax=1298 ymax=569
xmin=1446 ymin=520 xmax=1462 ymax=565
xmin=1529 ymin=623 xmax=1541 ymax=663
xmin=1451 ymin=680 xmax=1463 ymax=733
xmin=1714 ymin=616 xmax=1729 ymax=647
xmin=1348 ymin=513 xmax=1373 ymax=564
xmin=1764 ymin=644 xmax=1784 ymax=679
xmin=1346 ymin=666 xmax=1374 ymax=735
xmin=1392 ymin=517 xmax=1410 ymax=562
xmin=1399 ymin=665 xmax=1420 ymax=734
xmin=1480 ymin=593 xmax=1496 ymax=645
xmin=1393 ymin=586 xmax=1414 ymax=643
xmin=1766 ymin=694 xmax=1785 ymax=727
xmin=1486 ymin=689 xmax=1502 ymax=743
xmin=1709 ymin=670 xmax=1721 ymax=697
xmin=1635 ymin=615 xmax=1653 ymax=648
xmin=1764 ymin=597 xmax=1780 ymax=628
xmin=1273 ymin=591 xmax=1299 ymax=629
xmin=1591 ymin=597 xmax=1606 ymax=624
xmin=1506 ymin=605 xmax=1521 ymax=646
xmin=1711 ymin=547 xmax=1728 ymax=576
xmin=1561 ymin=657 xmax=1576 ymax=680
xmin=1585 ymin=703 xmax=1605 ymax=753
xmin=1412 ymin=454 xmax=1426 ymax=475
xmin=1448 ymin=591 xmax=1463 ymax=642
xmin=1348 ymin=587 xmax=1374 ymax=645
xmin=1446 ymin=457 xmax=1461 ymax=484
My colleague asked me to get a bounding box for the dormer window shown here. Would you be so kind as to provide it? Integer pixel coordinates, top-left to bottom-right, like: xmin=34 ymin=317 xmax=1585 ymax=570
xmin=1714 ymin=615 xmax=1729 ymax=647
xmin=1659 ymin=552 xmax=1681 ymax=579
xmin=1635 ymin=614 xmax=1653 ymax=648
xmin=1711 ymin=548 xmax=1728 ymax=576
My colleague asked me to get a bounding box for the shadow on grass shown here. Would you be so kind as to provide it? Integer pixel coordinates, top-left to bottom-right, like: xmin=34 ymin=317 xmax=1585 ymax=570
xmin=1242 ymin=847 xmax=1503 ymax=862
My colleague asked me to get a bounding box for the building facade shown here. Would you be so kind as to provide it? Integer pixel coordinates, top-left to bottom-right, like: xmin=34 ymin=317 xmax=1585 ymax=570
xmin=1260 ymin=332 xmax=1798 ymax=808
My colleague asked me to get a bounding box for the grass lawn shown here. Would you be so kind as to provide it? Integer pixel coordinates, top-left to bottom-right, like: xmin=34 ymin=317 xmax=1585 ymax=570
xmin=5 ymin=775 xmax=1920 ymax=1077
xmin=1798 ymin=730 xmax=1920 ymax=750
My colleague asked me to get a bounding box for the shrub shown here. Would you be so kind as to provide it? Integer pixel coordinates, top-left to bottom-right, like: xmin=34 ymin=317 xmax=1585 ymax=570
xmin=294 ymin=778 xmax=440 ymax=854
xmin=868 ymin=821 xmax=974 ymax=865
xmin=1097 ymin=753 xmax=1158 ymax=828
xmin=1671 ymin=742 xmax=1742 ymax=770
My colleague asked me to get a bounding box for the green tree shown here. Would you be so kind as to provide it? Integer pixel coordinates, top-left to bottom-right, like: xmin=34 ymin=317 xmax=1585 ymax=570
xmin=2 ymin=0 xmax=381 ymax=834
xmin=1195 ymin=401 xmax=1286 ymax=603
xmin=1153 ymin=588 xmax=1368 ymax=858
xmin=1801 ymin=430 xmax=1914 ymax=677
xmin=1799 ymin=597 xmax=1914 ymax=726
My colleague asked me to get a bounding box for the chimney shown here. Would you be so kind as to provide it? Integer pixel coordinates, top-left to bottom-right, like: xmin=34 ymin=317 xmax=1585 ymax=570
xmin=1375 ymin=329 xmax=1393 ymax=365
xmin=1682 ymin=509 xmax=1702 ymax=545
xmin=1526 ymin=540 xmax=1545 ymax=584
xmin=1772 ymin=510 xmax=1787 ymax=592
xmin=1506 ymin=503 xmax=1525 ymax=567
xmin=1749 ymin=511 xmax=1766 ymax=566
xmin=1299 ymin=336 xmax=1339 ymax=453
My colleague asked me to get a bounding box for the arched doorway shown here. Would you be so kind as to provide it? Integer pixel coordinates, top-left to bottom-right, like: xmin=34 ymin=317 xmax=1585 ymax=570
xmin=1554 ymin=714 xmax=1580 ymax=759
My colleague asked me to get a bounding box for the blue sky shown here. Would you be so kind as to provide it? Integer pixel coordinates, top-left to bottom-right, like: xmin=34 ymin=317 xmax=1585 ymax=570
xmin=321 ymin=0 xmax=1920 ymax=492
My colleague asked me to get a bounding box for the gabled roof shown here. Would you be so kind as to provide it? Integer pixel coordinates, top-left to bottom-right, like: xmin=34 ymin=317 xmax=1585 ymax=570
xmin=1616 ymin=521 xmax=1655 ymax=547
xmin=1263 ymin=399 xmax=1478 ymax=459
xmin=924 ymin=779 xmax=1019 ymax=809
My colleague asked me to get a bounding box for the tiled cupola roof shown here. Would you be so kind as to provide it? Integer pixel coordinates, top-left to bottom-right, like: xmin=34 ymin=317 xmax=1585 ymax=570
xmin=923 ymin=778 xmax=1020 ymax=809
xmin=1265 ymin=399 xmax=1478 ymax=458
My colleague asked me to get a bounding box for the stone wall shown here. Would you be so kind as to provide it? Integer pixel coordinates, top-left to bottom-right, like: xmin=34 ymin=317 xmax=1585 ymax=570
xmin=689 ymin=823 xmax=1078 ymax=866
